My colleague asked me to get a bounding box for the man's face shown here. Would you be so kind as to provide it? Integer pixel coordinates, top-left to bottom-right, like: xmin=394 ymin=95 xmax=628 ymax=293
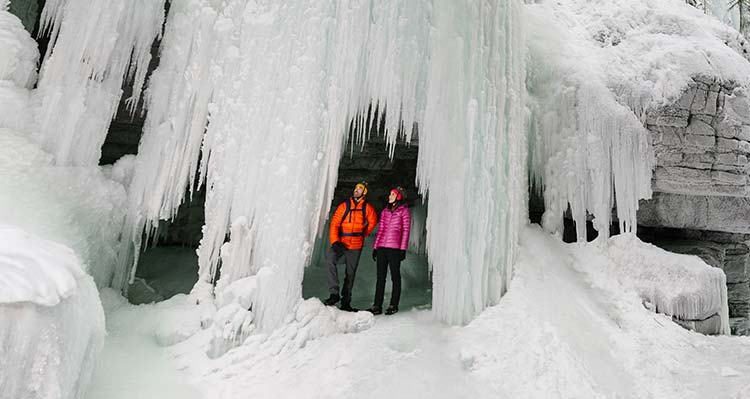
xmin=353 ymin=185 xmax=364 ymax=198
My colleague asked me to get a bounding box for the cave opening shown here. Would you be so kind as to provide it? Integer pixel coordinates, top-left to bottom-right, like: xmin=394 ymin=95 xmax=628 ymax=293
xmin=301 ymin=111 xmax=432 ymax=312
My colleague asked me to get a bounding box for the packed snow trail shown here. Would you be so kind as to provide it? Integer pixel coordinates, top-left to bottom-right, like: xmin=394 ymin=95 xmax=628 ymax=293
xmin=84 ymin=290 xmax=203 ymax=399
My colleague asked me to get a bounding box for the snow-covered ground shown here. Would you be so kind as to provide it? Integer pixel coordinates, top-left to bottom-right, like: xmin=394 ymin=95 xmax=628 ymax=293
xmin=84 ymin=290 xmax=202 ymax=399
xmin=90 ymin=226 xmax=750 ymax=399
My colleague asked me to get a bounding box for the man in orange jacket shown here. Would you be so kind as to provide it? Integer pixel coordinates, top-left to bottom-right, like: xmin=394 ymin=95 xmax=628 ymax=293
xmin=324 ymin=181 xmax=378 ymax=311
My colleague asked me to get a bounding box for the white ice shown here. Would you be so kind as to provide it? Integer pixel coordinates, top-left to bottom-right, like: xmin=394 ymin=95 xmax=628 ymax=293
xmin=0 ymin=226 xmax=104 ymax=399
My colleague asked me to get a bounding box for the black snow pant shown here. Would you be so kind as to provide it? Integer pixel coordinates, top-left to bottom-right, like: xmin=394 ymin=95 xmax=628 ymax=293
xmin=327 ymin=247 xmax=362 ymax=306
xmin=373 ymin=247 xmax=402 ymax=308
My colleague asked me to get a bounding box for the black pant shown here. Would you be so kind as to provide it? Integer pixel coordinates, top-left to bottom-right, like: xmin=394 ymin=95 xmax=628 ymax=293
xmin=373 ymin=248 xmax=402 ymax=308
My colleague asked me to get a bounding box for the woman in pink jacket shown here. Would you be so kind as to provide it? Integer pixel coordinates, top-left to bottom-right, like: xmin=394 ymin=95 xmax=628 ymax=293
xmin=368 ymin=187 xmax=411 ymax=315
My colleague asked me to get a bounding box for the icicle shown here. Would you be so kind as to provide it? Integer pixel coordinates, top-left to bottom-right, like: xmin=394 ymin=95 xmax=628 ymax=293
xmin=119 ymin=0 xmax=432 ymax=331
xmin=34 ymin=0 xmax=166 ymax=166
xmin=525 ymin=5 xmax=653 ymax=242
xmin=417 ymin=0 xmax=527 ymax=325
xmin=117 ymin=0 xmax=526 ymax=332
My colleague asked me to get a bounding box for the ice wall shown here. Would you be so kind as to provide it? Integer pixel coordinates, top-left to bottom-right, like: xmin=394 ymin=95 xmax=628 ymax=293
xmin=115 ymin=0 xmax=526 ymax=329
xmin=35 ymin=0 xmax=165 ymax=166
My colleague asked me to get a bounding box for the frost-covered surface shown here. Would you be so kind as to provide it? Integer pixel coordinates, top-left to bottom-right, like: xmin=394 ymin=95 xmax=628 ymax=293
xmin=96 ymin=226 xmax=750 ymax=399
xmin=0 ymin=6 xmax=37 ymax=134
xmin=604 ymin=234 xmax=730 ymax=334
xmin=35 ymin=0 xmax=165 ymax=166
xmin=118 ymin=0 xmax=526 ymax=330
xmin=0 ymin=227 xmax=104 ymax=399
xmin=85 ymin=290 xmax=203 ymax=399
xmin=526 ymin=0 xmax=750 ymax=240
xmin=0 ymin=225 xmax=84 ymax=306
xmin=0 ymin=5 xmax=37 ymax=88
xmin=0 ymin=2 xmax=128 ymax=289
xmin=0 ymin=128 xmax=127 ymax=287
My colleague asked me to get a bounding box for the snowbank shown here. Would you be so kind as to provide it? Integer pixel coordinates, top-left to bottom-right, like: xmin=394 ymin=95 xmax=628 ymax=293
xmin=0 ymin=226 xmax=104 ymax=399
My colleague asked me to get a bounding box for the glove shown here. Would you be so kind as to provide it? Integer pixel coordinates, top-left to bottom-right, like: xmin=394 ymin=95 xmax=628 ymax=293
xmin=372 ymin=249 xmax=378 ymax=261
xmin=332 ymin=241 xmax=346 ymax=255
xmin=399 ymin=250 xmax=406 ymax=261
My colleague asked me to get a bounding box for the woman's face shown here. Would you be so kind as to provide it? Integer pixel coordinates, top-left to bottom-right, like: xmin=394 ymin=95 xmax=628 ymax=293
xmin=388 ymin=191 xmax=397 ymax=203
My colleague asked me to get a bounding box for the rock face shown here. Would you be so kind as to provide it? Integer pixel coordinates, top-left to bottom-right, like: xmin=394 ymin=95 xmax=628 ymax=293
xmin=639 ymin=76 xmax=750 ymax=335
xmin=648 ymin=76 xmax=750 ymax=198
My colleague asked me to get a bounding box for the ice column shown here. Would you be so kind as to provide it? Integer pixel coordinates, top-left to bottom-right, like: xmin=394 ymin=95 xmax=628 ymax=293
xmin=418 ymin=0 xmax=527 ymax=325
xmin=35 ymin=0 xmax=165 ymax=166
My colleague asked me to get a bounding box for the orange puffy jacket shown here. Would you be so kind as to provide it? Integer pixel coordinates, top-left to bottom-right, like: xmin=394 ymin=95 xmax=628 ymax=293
xmin=329 ymin=197 xmax=378 ymax=250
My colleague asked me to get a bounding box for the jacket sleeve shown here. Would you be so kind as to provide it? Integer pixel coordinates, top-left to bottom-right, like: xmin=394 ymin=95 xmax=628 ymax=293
xmin=329 ymin=202 xmax=345 ymax=245
xmin=400 ymin=207 xmax=411 ymax=251
xmin=372 ymin=209 xmax=384 ymax=250
xmin=365 ymin=203 xmax=378 ymax=237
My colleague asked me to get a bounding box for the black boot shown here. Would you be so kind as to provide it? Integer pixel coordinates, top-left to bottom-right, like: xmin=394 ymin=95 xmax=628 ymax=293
xmin=339 ymin=302 xmax=358 ymax=312
xmin=367 ymin=305 xmax=382 ymax=315
xmin=324 ymin=294 xmax=340 ymax=306
xmin=385 ymin=305 xmax=398 ymax=315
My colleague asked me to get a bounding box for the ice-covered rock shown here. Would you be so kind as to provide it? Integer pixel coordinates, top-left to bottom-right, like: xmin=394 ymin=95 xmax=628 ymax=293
xmin=0 ymin=226 xmax=105 ymax=399
xmin=606 ymin=234 xmax=730 ymax=334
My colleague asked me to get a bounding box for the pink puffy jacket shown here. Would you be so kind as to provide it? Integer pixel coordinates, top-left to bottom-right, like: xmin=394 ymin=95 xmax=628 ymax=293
xmin=373 ymin=203 xmax=411 ymax=251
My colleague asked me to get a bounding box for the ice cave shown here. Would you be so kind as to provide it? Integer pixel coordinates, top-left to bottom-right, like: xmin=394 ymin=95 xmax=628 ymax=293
xmin=2 ymin=0 xmax=750 ymax=398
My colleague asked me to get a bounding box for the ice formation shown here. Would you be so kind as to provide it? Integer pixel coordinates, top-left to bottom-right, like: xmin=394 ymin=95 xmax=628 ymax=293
xmin=0 ymin=4 xmax=37 ymax=133
xmin=114 ymin=0 xmax=525 ymax=329
xmin=605 ymin=234 xmax=730 ymax=335
xmin=0 ymin=3 xmax=37 ymax=89
xmin=35 ymin=0 xmax=166 ymax=166
xmin=0 ymin=226 xmax=105 ymax=399
xmin=27 ymin=0 xmax=741 ymax=333
xmin=525 ymin=0 xmax=750 ymax=241
xmin=0 ymin=225 xmax=83 ymax=306
xmin=0 ymin=128 xmax=128 ymax=287
xmin=0 ymin=7 xmax=127 ymax=288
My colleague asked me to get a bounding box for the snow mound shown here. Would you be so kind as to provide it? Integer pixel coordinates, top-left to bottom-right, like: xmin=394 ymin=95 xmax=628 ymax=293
xmin=0 ymin=228 xmax=104 ymax=399
xmin=0 ymin=224 xmax=84 ymax=306
xmin=606 ymin=234 xmax=730 ymax=334
xmin=197 ymin=276 xmax=374 ymax=358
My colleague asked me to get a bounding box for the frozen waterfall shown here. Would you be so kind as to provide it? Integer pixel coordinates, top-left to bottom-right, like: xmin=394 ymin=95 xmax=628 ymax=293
xmin=34 ymin=0 xmax=663 ymax=330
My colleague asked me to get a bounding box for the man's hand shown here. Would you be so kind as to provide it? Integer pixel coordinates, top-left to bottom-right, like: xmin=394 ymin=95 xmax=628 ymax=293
xmin=399 ymin=250 xmax=406 ymax=261
xmin=332 ymin=241 xmax=346 ymax=255
xmin=372 ymin=248 xmax=378 ymax=261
